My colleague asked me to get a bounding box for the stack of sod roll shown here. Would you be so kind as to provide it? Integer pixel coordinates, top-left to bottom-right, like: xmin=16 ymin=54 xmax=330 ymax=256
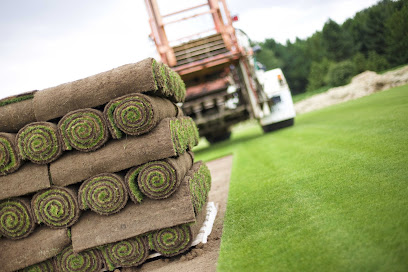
xmin=0 ymin=58 xmax=212 ymax=272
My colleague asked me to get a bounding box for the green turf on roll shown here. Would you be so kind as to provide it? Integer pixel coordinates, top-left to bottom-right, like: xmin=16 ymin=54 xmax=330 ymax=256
xmin=0 ymin=132 xmax=22 ymax=175
xmin=125 ymin=166 xmax=145 ymax=204
xmin=149 ymin=224 xmax=193 ymax=257
xmin=54 ymin=246 xmax=103 ymax=272
xmin=17 ymin=122 xmax=62 ymax=164
xmin=79 ymin=173 xmax=128 ymax=215
xmin=18 ymin=259 xmax=55 ymax=272
xmin=31 ymin=187 xmax=80 ymax=228
xmin=58 ymin=108 xmax=108 ymax=152
xmin=0 ymin=198 xmax=35 ymax=239
xmin=100 ymin=235 xmax=149 ymax=270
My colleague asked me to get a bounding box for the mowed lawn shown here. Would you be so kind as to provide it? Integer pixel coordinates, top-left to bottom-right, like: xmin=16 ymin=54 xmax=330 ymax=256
xmin=194 ymin=85 xmax=408 ymax=271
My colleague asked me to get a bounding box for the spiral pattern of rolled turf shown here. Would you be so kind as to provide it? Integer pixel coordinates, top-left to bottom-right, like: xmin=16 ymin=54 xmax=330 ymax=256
xmin=0 ymin=198 xmax=35 ymax=239
xmin=150 ymin=224 xmax=193 ymax=257
xmin=79 ymin=173 xmax=128 ymax=215
xmin=16 ymin=122 xmax=62 ymax=164
xmin=101 ymin=235 xmax=149 ymax=270
xmin=137 ymin=160 xmax=177 ymax=199
xmin=55 ymin=246 xmax=103 ymax=272
xmin=0 ymin=132 xmax=21 ymax=175
xmin=58 ymin=108 xmax=108 ymax=152
xmin=104 ymin=93 xmax=177 ymax=139
xmin=31 ymin=187 xmax=80 ymax=228
xmin=18 ymin=259 xmax=55 ymax=272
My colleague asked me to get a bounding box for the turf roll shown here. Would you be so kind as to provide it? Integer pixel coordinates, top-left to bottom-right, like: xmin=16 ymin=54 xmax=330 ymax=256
xmin=136 ymin=151 xmax=194 ymax=199
xmin=79 ymin=173 xmax=128 ymax=215
xmin=58 ymin=108 xmax=109 ymax=152
xmin=149 ymin=203 xmax=207 ymax=257
xmin=31 ymin=186 xmax=80 ymax=228
xmin=100 ymin=235 xmax=149 ymax=270
xmin=0 ymin=132 xmax=22 ymax=175
xmin=0 ymin=91 xmax=37 ymax=133
xmin=0 ymin=163 xmax=50 ymax=201
xmin=33 ymin=58 xmax=186 ymax=122
xmin=149 ymin=224 xmax=192 ymax=257
xmin=124 ymin=166 xmax=144 ymax=204
xmin=0 ymin=197 xmax=36 ymax=239
xmin=50 ymin=117 xmax=199 ymax=187
xmin=0 ymin=226 xmax=70 ymax=272
xmin=71 ymin=176 xmax=195 ymax=252
xmin=54 ymin=246 xmax=104 ymax=272
xmin=18 ymin=259 xmax=55 ymax=272
xmin=104 ymin=93 xmax=178 ymax=139
xmin=17 ymin=122 xmax=62 ymax=164
xmin=186 ymin=161 xmax=212 ymax=214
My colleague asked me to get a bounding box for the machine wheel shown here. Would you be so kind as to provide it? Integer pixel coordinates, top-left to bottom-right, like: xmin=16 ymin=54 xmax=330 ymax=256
xmin=262 ymin=118 xmax=294 ymax=133
xmin=206 ymin=130 xmax=232 ymax=144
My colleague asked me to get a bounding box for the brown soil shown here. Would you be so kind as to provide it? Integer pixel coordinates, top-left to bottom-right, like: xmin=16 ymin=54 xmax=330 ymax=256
xmin=295 ymin=66 xmax=408 ymax=114
xmin=122 ymin=155 xmax=233 ymax=272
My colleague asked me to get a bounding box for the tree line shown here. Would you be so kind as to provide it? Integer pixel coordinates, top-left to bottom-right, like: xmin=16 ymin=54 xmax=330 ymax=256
xmin=254 ymin=0 xmax=408 ymax=94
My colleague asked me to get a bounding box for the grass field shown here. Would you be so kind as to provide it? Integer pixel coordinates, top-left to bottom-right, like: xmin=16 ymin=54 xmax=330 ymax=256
xmin=194 ymin=85 xmax=408 ymax=271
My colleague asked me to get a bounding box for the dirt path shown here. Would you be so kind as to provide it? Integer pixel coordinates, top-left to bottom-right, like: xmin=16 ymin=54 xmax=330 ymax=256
xmin=295 ymin=66 xmax=408 ymax=114
xmin=123 ymin=155 xmax=233 ymax=272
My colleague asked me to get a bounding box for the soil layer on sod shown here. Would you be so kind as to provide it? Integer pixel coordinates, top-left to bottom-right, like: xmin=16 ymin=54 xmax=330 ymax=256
xmin=0 ymin=226 xmax=70 ymax=272
xmin=193 ymin=84 xmax=408 ymax=271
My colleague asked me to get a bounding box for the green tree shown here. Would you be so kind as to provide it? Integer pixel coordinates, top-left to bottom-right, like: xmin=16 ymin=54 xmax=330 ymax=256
xmin=327 ymin=61 xmax=355 ymax=87
xmin=366 ymin=51 xmax=390 ymax=71
xmin=307 ymin=58 xmax=332 ymax=91
xmin=322 ymin=19 xmax=355 ymax=61
xmin=385 ymin=2 xmax=408 ymax=65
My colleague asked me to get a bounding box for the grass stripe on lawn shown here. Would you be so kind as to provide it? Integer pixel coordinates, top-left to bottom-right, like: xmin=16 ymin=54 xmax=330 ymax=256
xmin=194 ymin=84 xmax=408 ymax=271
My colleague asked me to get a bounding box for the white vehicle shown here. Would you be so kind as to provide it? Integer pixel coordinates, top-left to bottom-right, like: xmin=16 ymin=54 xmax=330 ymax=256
xmin=257 ymin=68 xmax=296 ymax=132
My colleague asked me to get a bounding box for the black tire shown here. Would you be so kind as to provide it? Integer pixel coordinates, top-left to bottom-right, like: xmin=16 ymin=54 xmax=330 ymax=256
xmin=206 ymin=131 xmax=232 ymax=144
xmin=262 ymin=118 xmax=294 ymax=133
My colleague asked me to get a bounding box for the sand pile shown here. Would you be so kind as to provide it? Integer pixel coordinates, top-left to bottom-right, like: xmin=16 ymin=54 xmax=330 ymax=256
xmin=295 ymin=65 xmax=408 ymax=114
xmin=0 ymin=58 xmax=212 ymax=272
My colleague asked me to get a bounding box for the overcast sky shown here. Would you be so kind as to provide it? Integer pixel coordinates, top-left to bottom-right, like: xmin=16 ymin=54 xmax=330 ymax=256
xmin=0 ymin=0 xmax=379 ymax=99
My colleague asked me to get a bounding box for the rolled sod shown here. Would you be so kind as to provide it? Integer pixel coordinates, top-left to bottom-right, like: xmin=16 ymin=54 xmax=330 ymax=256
xmin=186 ymin=161 xmax=212 ymax=214
xmin=18 ymin=259 xmax=55 ymax=272
xmin=0 ymin=227 xmax=70 ymax=272
xmin=124 ymin=166 xmax=144 ymax=204
xmin=17 ymin=122 xmax=62 ymax=164
xmin=0 ymin=163 xmax=50 ymax=201
xmin=31 ymin=186 xmax=80 ymax=229
xmin=104 ymin=93 xmax=178 ymax=139
xmin=71 ymin=175 xmax=195 ymax=253
xmin=54 ymin=246 xmax=104 ymax=272
xmin=79 ymin=173 xmax=128 ymax=216
xmin=33 ymin=58 xmax=186 ymax=122
xmin=58 ymin=108 xmax=109 ymax=152
xmin=100 ymin=235 xmax=149 ymax=270
xmin=0 ymin=132 xmax=22 ymax=175
xmin=0 ymin=197 xmax=36 ymax=239
xmin=50 ymin=117 xmax=198 ymax=187
xmin=137 ymin=151 xmax=194 ymax=199
xmin=0 ymin=91 xmax=37 ymax=133
xmin=149 ymin=203 xmax=207 ymax=257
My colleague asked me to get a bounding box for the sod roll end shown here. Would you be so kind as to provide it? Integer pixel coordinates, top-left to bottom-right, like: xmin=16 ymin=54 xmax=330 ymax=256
xmin=31 ymin=186 xmax=80 ymax=229
xmin=17 ymin=122 xmax=62 ymax=164
xmin=0 ymin=132 xmax=22 ymax=175
xmin=58 ymin=108 xmax=109 ymax=152
xmin=79 ymin=173 xmax=128 ymax=215
xmin=0 ymin=197 xmax=36 ymax=239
